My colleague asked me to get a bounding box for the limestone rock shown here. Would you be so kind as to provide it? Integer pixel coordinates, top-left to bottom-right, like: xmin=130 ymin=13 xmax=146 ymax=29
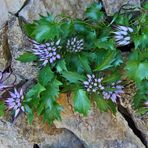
xmin=102 ymin=0 xmax=141 ymax=16
xmin=8 ymin=16 xmax=37 ymax=79
xmin=1 ymin=114 xmax=85 ymax=148
xmin=54 ymin=94 xmax=145 ymax=148
xmin=0 ymin=119 xmax=32 ymax=148
xmin=0 ymin=0 xmax=8 ymax=29
xmin=19 ymin=0 xmax=93 ymax=22
xmin=0 ymin=26 xmax=11 ymax=71
xmin=5 ymin=0 xmax=26 ymax=14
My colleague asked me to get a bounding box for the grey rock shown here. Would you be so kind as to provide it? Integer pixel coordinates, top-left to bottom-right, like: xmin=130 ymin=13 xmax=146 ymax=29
xmin=54 ymin=94 xmax=145 ymax=148
xmin=19 ymin=0 xmax=93 ymax=22
xmin=8 ymin=16 xmax=37 ymax=79
xmin=102 ymin=0 xmax=141 ymax=16
xmin=5 ymin=0 xmax=26 ymax=14
xmin=0 ymin=0 xmax=8 ymax=29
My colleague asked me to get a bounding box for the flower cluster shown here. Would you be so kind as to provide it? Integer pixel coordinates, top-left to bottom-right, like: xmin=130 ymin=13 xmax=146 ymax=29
xmin=113 ymin=26 xmax=133 ymax=46
xmin=66 ymin=37 xmax=84 ymax=53
xmin=31 ymin=40 xmax=61 ymax=66
xmin=83 ymin=74 xmax=104 ymax=93
xmin=5 ymin=88 xmax=24 ymax=118
xmin=102 ymin=81 xmax=124 ymax=103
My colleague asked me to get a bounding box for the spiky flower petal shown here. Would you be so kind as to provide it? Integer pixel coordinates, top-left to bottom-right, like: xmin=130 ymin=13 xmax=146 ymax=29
xmin=5 ymin=88 xmax=24 ymax=118
xmin=113 ymin=26 xmax=133 ymax=46
xmin=103 ymin=81 xmax=124 ymax=103
xmin=66 ymin=37 xmax=84 ymax=53
xmin=83 ymin=74 xmax=104 ymax=93
xmin=31 ymin=40 xmax=61 ymax=66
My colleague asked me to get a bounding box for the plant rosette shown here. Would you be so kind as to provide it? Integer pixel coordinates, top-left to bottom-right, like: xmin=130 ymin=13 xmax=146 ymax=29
xmin=1 ymin=2 xmax=148 ymax=124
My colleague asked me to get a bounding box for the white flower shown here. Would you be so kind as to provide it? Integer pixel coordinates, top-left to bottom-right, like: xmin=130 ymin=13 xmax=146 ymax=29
xmin=113 ymin=26 xmax=133 ymax=46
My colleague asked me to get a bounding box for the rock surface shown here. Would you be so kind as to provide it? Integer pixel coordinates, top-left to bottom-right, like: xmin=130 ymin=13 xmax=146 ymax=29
xmin=0 ymin=0 xmax=147 ymax=148
xmin=102 ymin=0 xmax=141 ymax=16
xmin=55 ymin=94 xmax=145 ymax=148
xmin=0 ymin=0 xmax=8 ymax=29
xmin=19 ymin=0 xmax=93 ymax=22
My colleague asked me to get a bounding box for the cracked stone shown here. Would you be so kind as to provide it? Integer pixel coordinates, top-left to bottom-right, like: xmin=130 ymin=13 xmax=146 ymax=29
xmin=54 ymin=94 xmax=145 ymax=148
xmin=102 ymin=0 xmax=141 ymax=16
xmin=19 ymin=0 xmax=94 ymax=22
xmin=8 ymin=16 xmax=37 ymax=79
xmin=0 ymin=0 xmax=8 ymax=29
xmin=5 ymin=0 xmax=26 ymax=14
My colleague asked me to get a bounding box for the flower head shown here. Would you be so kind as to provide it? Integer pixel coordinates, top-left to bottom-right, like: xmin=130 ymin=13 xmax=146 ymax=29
xmin=31 ymin=39 xmax=61 ymax=66
xmin=102 ymin=81 xmax=124 ymax=103
xmin=5 ymin=88 xmax=24 ymax=118
xmin=83 ymin=74 xmax=104 ymax=93
xmin=66 ymin=37 xmax=84 ymax=53
xmin=113 ymin=26 xmax=133 ymax=46
xmin=144 ymin=100 xmax=148 ymax=108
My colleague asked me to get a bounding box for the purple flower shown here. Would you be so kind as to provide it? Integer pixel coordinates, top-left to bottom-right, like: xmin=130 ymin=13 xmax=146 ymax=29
xmin=31 ymin=39 xmax=61 ymax=66
xmin=66 ymin=37 xmax=84 ymax=53
xmin=102 ymin=81 xmax=124 ymax=103
xmin=5 ymin=88 xmax=24 ymax=118
xmin=113 ymin=26 xmax=133 ymax=46
xmin=83 ymin=74 xmax=104 ymax=93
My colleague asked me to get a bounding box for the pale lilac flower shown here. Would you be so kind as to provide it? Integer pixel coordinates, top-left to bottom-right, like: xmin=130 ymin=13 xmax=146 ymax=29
xmin=83 ymin=74 xmax=104 ymax=93
xmin=103 ymin=81 xmax=124 ymax=103
xmin=113 ymin=26 xmax=133 ymax=46
xmin=31 ymin=39 xmax=61 ymax=66
xmin=5 ymin=88 xmax=24 ymax=118
xmin=66 ymin=37 xmax=84 ymax=53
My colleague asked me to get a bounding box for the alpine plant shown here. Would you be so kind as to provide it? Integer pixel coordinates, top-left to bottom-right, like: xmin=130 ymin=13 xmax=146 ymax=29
xmin=83 ymin=74 xmax=104 ymax=93
xmin=102 ymin=81 xmax=124 ymax=103
xmin=31 ymin=39 xmax=61 ymax=66
xmin=113 ymin=26 xmax=133 ymax=46
xmin=66 ymin=37 xmax=84 ymax=53
xmin=5 ymin=88 xmax=24 ymax=118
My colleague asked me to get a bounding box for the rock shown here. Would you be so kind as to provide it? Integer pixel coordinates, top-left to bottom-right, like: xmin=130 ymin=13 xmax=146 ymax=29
xmin=0 ymin=119 xmax=32 ymax=148
xmin=1 ymin=114 xmax=85 ymax=148
xmin=8 ymin=16 xmax=37 ymax=79
xmin=19 ymin=0 xmax=93 ymax=22
xmin=54 ymin=94 xmax=145 ymax=148
xmin=0 ymin=25 xmax=11 ymax=71
xmin=102 ymin=0 xmax=141 ymax=16
xmin=5 ymin=0 xmax=26 ymax=14
xmin=0 ymin=0 xmax=8 ymax=29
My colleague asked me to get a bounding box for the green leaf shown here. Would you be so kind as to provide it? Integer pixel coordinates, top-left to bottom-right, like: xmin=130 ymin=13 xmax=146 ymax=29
xmin=143 ymin=1 xmax=148 ymax=10
xmin=24 ymin=104 xmax=34 ymax=124
xmin=17 ymin=52 xmax=37 ymax=62
xmin=38 ymin=65 xmax=54 ymax=86
xmin=103 ymin=71 xmax=121 ymax=84
xmin=26 ymin=83 xmax=46 ymax=99
xmin=0 ymin=102 xmax=5 ymax=117
xmin=86 ymin=3 xmax=104 ymax=21
xmin=78 ymin=53 xmax=91 ymax=73
xmin=125 ymin=61 xmax=148 ymax=82
xmin=41 ymin=79 xmax=62 ymax=101
xmin=136 ymin=107 xmax=148 ymax=115
xmin=56 ymin=59 xmax=68 ymax=73
xmin=73 ymin=89 xmax=90 ymax=116
xmin=94 ymin=95 xmax=109 ymax=112
xmin=95 ymin=51 xmax=117 ymax=71
xmin=94 ymin=95 xmax=116 ymax=113
xmin=62 ymin=71 xmax=85 ymax=83
xmin=43 ymin=101 xmax=62 ymax=124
